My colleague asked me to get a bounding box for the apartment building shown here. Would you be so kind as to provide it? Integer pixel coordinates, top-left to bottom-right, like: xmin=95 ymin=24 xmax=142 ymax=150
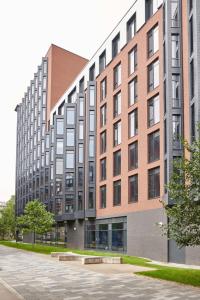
xmin=15 ymin=0 xmax=200 ymax=264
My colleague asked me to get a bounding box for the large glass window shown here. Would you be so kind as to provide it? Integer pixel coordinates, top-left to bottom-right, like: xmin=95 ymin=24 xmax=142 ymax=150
xmin=172 ymin=74 xmax=180 ymax=108
xmin=190 ymin=59 xmax=194 ymax=99
xmin=55 ymin=199 xmax=62 ymax=215
xmin=78 ymin=144 xmax=84 ymax=163
xmin=148 ymin=94 xmax=160 ymax=127
xmin=56 ymin=119 xmax=64 ymax=135
xmin=89 ymin=111 xmax=95 ymax=132
xmin=172 ymin=115 xmax=181 ymax=148
xmin=129 ymin=77 xmax=138 ymax=106
xmin=112 ymin=33 xmax=120 ymax=58
xmin=100 ymin=185 xmax=106 ymax=209
xmin=127 ymin=14 xmax=136 ymax=42
xmin=78 ymin=191 xmax=83 ymax=211
xmin=148 ymin=167 xmax=160 ymax=199
xmin=56 ymin=139 xmax=63 ymax=154
xmin=148 ymin=25 xmax=159 ymax=57
xmin=66 ymin=107 xmax=75 ymax=125
xmin=88 ymin=188 xmax=94 ymax=209
xmin=148 ymin=130 xmax=160 ymax=162
xmin=68 ymin=89 xmax=76 ymax=103
xmin=66 ymin=173 xmax=74 ymax=191
xmin=99 ymin=51 xmax=106 ymax=73
xmin=148 ymin=60 xmax=159 ymax=91
xmin=89 ymin=162 xmax=94 ymax=183
xmin=113 ymin=121 xmax=121 ymax=146
xmin=129 ymin=109 xmax=138 ymax=138
xmin=113 ymin=64 xmax=121 ymax=89
xmin=56 ymin=158 xmax=63 ymax=175
xmin=113 ymin=180 xmax=121 ymax=206
xmin=66 ymin=150 xmax=74 ymax=169
xmin=129 ymin=175 xmax=138 ymax=203
xmin=113 ymin=150 xmax=121 ymax=176
xmin=55 ymin=178 xmax=63 ymax=196
xmin=171 ymin=34 xmax=180 ymax=67
xmin=78 ymin=168 xmax=83 ymax=187
xmin=65 ymin=197 xmax=74 ymax=214
xmin=100 ymin=158 xmax=106 ymax=181
xmin=189 ymin=16 xmax=194 ymax=55
xmin=146 ymin=0 xmax=158 ymax=19
xmin=100 ymin=77 xmax=107 ymax=101
xmin=171 ymin=1 xmax=179 ymax=27
xmin=79 ymin=97 xmax=84 ymax=117
xmin=100 ymin=104 xmax=106 ymax=127
xmin=129 ymin=141 xmax=138 ymax=170
xmin=89 ymin=86 xmax=95 ymax=106
xmin=113 ymin=92 xmax=121 ymax=118
xmin=129 ymin=46 xmax=137 ymax=75
xmin=79 ymin=121 xmax=84 ymax=140
xmin=100 ymin=131 xmax=106 ymax=154
xmin=66 ymin=129 xmax=75 ymax=146
xmin=89 ymin=136 xmax=95 ymax=157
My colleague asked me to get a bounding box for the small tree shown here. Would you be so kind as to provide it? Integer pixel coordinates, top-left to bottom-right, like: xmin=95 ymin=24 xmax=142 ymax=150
xmin=163 ymin=130 xmax=200 ymax=247
xmin=0 ymin=196 xmax=16 ymax=240
xmin=17 ymin=200 xmax=55 ymax=244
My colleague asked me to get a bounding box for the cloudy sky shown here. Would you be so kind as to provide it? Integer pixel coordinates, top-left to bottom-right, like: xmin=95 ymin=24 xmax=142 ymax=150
xmin=0 ymin=0 xmax=134 ymax=202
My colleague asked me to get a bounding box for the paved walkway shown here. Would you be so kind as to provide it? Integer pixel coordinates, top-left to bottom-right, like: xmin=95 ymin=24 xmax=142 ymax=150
xmin=0 ymin=245 xmax=200 ymax=300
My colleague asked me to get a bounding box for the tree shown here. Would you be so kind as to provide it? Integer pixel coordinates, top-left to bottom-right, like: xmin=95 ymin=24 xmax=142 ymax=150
xmin=162 ymin=131 xmax=200 ymax=248
xmin=17 ymin=200 xmax=55 ymax=244
xmin=0 ymin=196 xmax=16 ymax=240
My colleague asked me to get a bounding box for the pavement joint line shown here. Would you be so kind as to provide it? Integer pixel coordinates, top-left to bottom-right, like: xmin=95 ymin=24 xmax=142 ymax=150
xmin=0 ymin=277 xmax=24 ymax=300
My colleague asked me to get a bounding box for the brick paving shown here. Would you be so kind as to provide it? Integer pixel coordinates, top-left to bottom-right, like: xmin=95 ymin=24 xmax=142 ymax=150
xmin=0 ymin=245 xmax=200 ymax=300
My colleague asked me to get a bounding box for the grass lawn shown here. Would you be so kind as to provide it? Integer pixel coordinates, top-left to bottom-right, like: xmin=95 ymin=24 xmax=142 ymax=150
xmin=1 ymin=240 xmax=200 ymax=287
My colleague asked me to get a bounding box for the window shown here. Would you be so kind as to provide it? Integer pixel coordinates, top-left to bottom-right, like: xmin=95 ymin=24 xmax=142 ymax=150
xmin=50 ymin=165 xmax=54 ymax=180
xmin=171 ymin=34 xmax=180 ymax=67
xmin=99 ymin=51 xmax=106 ymax=73
xmin=89 ymin=85 xmax=95 ymax=106
xmin=148 ymin=167 xmax=160 ymax=199
xmin=66 ymin=173 xmax=74 ymax=191
xmin=68 ymin=89 xmax=76 ymax=103
xmin=113 ymin=121 xmax=121 ymax=146
xmin=78 ymin=168 xmax=83 ymax=187
xmin=100 ymin=158 xmax=106 ymax=181
xmin=112 ymin=33 xmax=120 ymax=58
xmin=190 ymin=59 xmax=194 ymax=99
xmin=127 ymin=14 xmax=136 ymax=42
xmin=88 ymin=188 xmax=94 ymax=209
xmin=129 ymin=46 xmax=137 ymax=75
xmin=148 ymin=60 xmax=159 ymax=91
xmin=55 ymin=178 xmax=63 ymax=196
xmin=113 ymin=180 xmax=121 ymax=206
xmin=129 ymin=78 xmax=138 ymax=106
xmin=113 ymin=92 xmax=121 ymax=117
xmin=189 ymin=16 xmax=194 ymax=55
xmin=78 ymin=191 xmax=83 ymax=211
xmin=89 ymin=162 xmax=94 ymax=183
xmin=100 ymin=131 xmax=106 ymax=154
xmin=113 ymin=150 xmax=121 ymax=176
xmin=56 ymin=158 xmax=63 ymax=175
xmin=58 ymin=102 xmax=65 ymax=115
xmin=189 ymin=0 xmax=193 ymax=12
xmin=55 ymin=199 xmax=62 ymax=215
xmin=129 ymin=141 xmax=138 ymax=170
xmin=100 ymin=185 xmax=106 ymax=208
xmin=65 ymin=197 xmax=74 ymax=214
xmin=89 ymin=111 xmax=95 ymax=132
xmin=172 ymin=115 xmax=181 ymax=148
xmin=66 ymin=150 xmax=74 ymax=169
xmin=56 ymin=119 xmax=64 ymax=135
xmin=42 ymin=91 xmax=46 ymax=106
xmin=146 ymin=0 xmax=158 ymax=20
xmin=78 ymin=144 xmax=84 ymax=163
xmin=148 ymin=130 xmax=160 ymax=162
xmin=148 ymin=25 xmax=159 ymax=57
xmin=56 ymin=139 xmax=63 ymax=154
xmin=191 ymin=103 xmax=195 ymax=141
xmin=89 ymin=136 xmax=95 ymax=157
xmin=89 ymin=64 xmax=95 ymax=81
xmin=50 ymin=147 xmax=54 ymax=161
xmin=129 ymin=175 xmax=138 ymax=203
xmin=100 ymin=78 xmax=107 ymax=101
xmin=79 ymin=97 xmax=84 ymax=117
xmin=171 ymin=1 xmax=179 ymax=27
xmin=79 ymin=121 xmax=84 ymax=140
xmin=79 ymin=77 xmax=84 ymax=93
xmin=43 ymin=77 xmax=47 ymax=89
xmin=113 ymin=64 xmax=121 ymax=89
xmin=172 ymin=74 xmax=180 ymax=108
xmin=129 ymin=109 xmax=138 ymax=138
xmin=66 ymin=107 xmax=75 ymax=125
xmin=100 ymin=104 xmax=106 ymax=127
xmin=148 ymin=94 xmax=160 ymax=127
xmin=66 ymin=129 xmax=75 ymax=146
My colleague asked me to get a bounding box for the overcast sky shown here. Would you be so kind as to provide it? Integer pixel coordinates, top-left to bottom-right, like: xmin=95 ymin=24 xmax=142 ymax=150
xmin=0 ymin=0 xmax=134 ymax=202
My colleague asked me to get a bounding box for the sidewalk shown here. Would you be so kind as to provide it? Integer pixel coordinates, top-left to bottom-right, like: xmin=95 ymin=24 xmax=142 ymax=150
xmin=0 ymin=279 xmax=23 ymax=300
